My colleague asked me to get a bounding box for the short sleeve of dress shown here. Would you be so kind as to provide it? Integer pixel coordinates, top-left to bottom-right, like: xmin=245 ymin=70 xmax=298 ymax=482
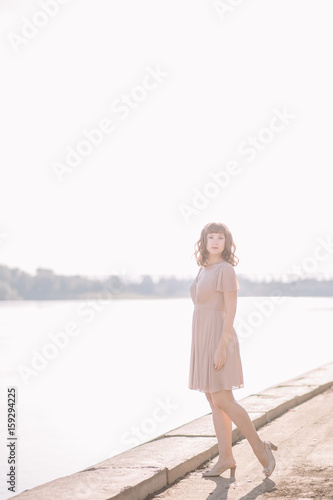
xmin=215 ymin=263 xmax=240 ymax=292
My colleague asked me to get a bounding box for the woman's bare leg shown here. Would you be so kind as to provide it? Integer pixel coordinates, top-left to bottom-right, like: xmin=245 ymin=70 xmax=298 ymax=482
xmin=205 ymin=393 xmax=235 ymax=467
xmin=210 ymin=389 xmax=269 ymax=469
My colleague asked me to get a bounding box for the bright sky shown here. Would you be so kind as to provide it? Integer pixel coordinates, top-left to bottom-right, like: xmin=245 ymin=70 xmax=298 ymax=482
xmin=1 ymin=0 xmax=332 ymax=280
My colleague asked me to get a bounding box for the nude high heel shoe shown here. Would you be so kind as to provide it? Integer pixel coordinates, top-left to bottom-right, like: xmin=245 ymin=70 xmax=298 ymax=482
xmin=202 ymin=459 xmax=237 ymax=478
xmin=262 ymin=441 xmax=278 ymax=477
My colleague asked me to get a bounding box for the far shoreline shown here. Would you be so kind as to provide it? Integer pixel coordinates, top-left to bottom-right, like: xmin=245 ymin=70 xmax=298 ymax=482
xmin=1 ymin=294 xmax=333 ymax=302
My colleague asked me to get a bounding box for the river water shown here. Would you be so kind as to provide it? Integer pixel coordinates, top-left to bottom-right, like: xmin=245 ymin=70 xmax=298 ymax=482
xmin=1 ymin=296 xmax=332 ymax=497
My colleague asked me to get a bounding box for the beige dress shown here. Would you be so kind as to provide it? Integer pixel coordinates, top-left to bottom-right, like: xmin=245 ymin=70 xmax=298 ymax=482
xmin=188 ymin=261 xmax=244 ymax=393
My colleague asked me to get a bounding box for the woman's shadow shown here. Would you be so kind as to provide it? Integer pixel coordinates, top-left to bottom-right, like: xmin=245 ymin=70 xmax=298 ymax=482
xmin=202 ymin=475 xmax=277 ymax=499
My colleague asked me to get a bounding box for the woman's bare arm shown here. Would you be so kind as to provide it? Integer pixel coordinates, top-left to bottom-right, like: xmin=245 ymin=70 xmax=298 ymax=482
xmin=217 ymin=290 xmax=237 ymax=349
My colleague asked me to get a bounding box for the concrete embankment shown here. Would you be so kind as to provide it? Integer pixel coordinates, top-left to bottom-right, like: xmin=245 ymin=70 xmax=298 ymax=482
xmin=148 ymin=383 xmax=333 ymax=499
xmin=10 ymin=362 xmax=333 ymax=500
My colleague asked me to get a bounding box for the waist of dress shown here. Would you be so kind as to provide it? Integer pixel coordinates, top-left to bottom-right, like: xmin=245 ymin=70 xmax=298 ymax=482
xmin=194 ymin=304 xmax=224 ymax=311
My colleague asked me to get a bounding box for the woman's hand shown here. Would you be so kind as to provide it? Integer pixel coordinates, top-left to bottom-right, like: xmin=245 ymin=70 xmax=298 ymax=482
xmin=213 ymin=345 xmax=227 ymax=371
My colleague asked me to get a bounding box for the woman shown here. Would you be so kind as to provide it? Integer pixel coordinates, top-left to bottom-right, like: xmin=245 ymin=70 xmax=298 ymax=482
xmin=188 ymin=222 xmax=277 ymax=478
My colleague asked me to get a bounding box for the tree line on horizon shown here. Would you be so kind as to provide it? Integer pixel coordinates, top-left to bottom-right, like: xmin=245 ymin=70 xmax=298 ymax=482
xmin=0 ymin=264 xmax=332 ymax=300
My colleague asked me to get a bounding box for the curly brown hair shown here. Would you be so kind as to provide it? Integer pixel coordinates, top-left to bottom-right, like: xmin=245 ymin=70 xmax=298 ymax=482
xmin=193 ymin=222 xmax=239 ymax=267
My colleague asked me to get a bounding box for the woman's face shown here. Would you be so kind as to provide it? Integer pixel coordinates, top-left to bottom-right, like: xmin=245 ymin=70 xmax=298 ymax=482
xmin=206 ymin=232 xmax=225 ymax=256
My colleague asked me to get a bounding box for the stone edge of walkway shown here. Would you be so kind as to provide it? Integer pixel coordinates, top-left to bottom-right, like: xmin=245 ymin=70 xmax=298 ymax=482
xmin=10 ymin=362 xmax=333 ymax=500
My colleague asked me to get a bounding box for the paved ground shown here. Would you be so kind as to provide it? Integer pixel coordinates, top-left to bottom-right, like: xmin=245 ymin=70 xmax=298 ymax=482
xmin=147 ymin=386 xmax=333 ymax=500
